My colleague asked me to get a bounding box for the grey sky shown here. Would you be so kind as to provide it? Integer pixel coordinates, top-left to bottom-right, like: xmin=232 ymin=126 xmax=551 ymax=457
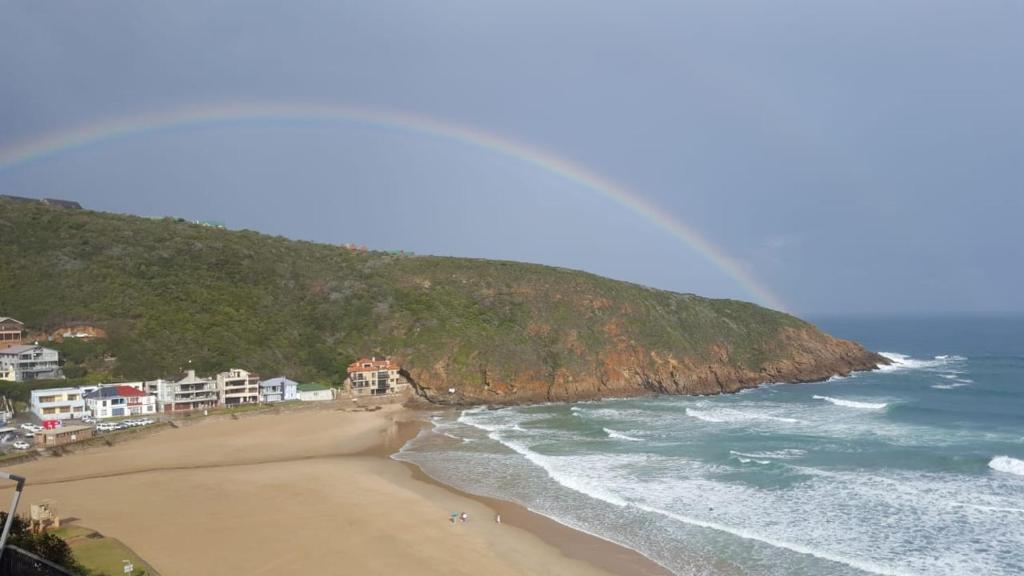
xmin=2 ymin=1 xmax=1022 ymax=314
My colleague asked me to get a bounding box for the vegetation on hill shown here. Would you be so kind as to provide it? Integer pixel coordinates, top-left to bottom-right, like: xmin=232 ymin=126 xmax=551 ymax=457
xmin=0 ymin=199 xmax=884 ymax=403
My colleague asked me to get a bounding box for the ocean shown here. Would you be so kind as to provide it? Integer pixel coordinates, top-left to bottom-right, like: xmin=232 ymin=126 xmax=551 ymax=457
xmin=394 ymin=315 xmax=1024 ymax=575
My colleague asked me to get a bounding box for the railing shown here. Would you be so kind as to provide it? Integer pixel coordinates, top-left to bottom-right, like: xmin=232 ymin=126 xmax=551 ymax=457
xmin=0 ymin=546 xmax=79 ymax=576
xmin=0 ymin=472 xmax=81 ymax=575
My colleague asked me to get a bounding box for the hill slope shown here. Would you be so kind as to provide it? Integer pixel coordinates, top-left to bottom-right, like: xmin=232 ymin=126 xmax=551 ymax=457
xmin=0 ymin=200 xmax=885 ymax=404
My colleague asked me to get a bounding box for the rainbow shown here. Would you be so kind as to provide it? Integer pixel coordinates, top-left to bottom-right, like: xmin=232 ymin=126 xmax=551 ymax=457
xmin=0 ymin=102 xmax=788 ymax=311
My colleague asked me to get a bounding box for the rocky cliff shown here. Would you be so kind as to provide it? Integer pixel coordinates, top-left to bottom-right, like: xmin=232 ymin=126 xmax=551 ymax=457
xmin=0 ymin=199 xmax=886 ymax=403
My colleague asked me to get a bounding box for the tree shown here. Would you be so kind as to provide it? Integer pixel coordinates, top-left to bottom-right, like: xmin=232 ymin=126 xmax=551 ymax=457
xmin=0 ymin=512 xmax=86 ymax=574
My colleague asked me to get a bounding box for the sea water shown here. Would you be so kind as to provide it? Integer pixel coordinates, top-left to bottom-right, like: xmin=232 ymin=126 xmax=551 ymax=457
xmin=394 ymin=315 xmax=1024 ymax=575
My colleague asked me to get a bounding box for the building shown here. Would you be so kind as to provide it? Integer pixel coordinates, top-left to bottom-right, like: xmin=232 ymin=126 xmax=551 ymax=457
xmin=0 ymin=344 xmax=63 ymax=381
xmin=216 ymin=368 xmax=260 ymax=406
xmin=34 ymin=424 xmax=93 ymax=448
xmin=146 ymin=371 xmax=219 ymax=413
xmin=30 ymin=387 xmax=87 ymax=421
xmin=83 ymin=385 xmax=157 ymax=419
xmin=297 ymin=383 xmax=335 ymax=402
xmin=259 ymin=377 xmax=299 ymax=403
xmin=0 ymin=317 xmax=24 ymax=348
xmin=346 ymin=357 xmax=408 ymax=397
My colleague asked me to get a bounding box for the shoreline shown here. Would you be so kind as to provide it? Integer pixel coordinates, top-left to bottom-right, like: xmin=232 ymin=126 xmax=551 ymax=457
xmin=384 ymin=416 xmax=672 ymax=576
xmin=0 ymin=404 xmax=672 ymax=575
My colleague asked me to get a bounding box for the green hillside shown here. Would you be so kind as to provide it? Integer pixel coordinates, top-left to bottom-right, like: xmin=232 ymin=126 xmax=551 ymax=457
xmin=0 ymin=199 xmax=883 ymax=403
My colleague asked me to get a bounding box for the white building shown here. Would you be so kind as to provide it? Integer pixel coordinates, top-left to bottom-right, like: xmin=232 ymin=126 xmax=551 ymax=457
xmin=297 ymin=383 xmax=335 ymax=402
xmin=83 ymin=385 xmax=157 ymax=419
xmin=0 ymin=344 xmax=63 ymax=382
xmin=145 ymin=371 xmax=219 ymax=413
xmin=30 ymin=387 xmax=87 ymax=421
xmin=259 ymin=377 xmax=300 ymax=403
xmin=216 ymin=368 xmax=260 ymax=406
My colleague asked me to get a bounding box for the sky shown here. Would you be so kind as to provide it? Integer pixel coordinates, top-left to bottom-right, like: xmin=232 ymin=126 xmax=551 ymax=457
xmin=1 ymin=1 xmax=1022 ymax=315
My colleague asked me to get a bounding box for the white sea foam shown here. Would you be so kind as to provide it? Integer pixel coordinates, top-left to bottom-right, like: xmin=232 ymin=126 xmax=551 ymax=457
xmin=730 ymin=449 xmax=806 ymax=460
xmin=989 ymin=456 xmax=1024 ymax=477
xmin=685 ymin=407 xmax=799 ymax=424
xmin=734 ymin=456 xmax=771 ymax=465
xmin=813 ymin=395 xmax=888 ymax=410
xmin=931 ymin=382 xmax=969 ymax=390
xmin=878 ymin=352 xmax=966 ymax=372
xmin=426 ymin=402 xmax=1024 ymax=576
xmin=603 ymin=428 xmax=643 ymax=442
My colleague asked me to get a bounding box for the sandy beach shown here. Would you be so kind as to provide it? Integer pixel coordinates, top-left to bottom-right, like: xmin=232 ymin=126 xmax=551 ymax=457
xmin=0 ymin=405 xmax=667 ymax=576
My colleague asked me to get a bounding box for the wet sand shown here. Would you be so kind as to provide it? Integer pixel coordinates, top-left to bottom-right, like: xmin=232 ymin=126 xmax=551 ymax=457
xmin=0 ymin=405 xmax=668 ymax=576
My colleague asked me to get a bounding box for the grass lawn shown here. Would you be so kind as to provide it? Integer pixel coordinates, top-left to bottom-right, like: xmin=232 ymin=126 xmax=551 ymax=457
xmin=52 ymin=525 xmax=158 ymax=575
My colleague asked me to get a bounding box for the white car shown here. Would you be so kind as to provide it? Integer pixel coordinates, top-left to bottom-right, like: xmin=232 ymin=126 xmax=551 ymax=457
xmin=22 ymin=431 xmax=35 ymax=438
xmin=96 ymin=423 xmax=118 ymax=432
xmin=12 ymin=441 xmax=30 ymax=450
xmin=19 ymin=423 xmax=35 ymax=431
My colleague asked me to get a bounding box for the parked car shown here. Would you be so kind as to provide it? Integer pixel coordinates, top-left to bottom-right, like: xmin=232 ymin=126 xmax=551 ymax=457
xmin=22 ymin=431 xmax=35 ymax=438
xmin=19 ymin=423 xmax=34 ymax=431
xmin=12 ymin=441 xmax=30 ymax=450
xmin=96 ymin=423 xmax=117 ymax=432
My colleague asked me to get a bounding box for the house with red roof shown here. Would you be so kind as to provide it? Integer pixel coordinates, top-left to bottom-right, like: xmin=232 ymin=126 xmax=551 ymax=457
xmin=83 ymin=384 xmax=158 ymax=419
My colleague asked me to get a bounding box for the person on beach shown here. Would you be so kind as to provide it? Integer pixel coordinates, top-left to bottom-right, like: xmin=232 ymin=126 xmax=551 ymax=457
xmin=450 ymin=513 xmax=458 ymax=525
xmin=495 ymin=513 xmax=501 ymax=524
xmin=460 ymin=512 xmax=468 ymax=523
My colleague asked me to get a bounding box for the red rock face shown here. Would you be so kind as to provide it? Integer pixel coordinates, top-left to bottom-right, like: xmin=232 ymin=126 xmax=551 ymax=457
xmin=402 ymin=326 xmax=888 ymax=406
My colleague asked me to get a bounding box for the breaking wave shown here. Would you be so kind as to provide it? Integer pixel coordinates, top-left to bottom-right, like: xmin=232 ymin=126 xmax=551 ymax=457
xmin=730 ymin=449 xmax=806 ymax=460
xmin=878 ymin=352 xmax=966 ymax=372
xmin=685 ymin=407 xmax=800 ymax=424
xmin=989 ymin=456 xmax=1024 ymax=477
xmin=813 ymin=395 xmax=888 ymax=410
xmin=603 ymin=428 xmax=643 ymax=442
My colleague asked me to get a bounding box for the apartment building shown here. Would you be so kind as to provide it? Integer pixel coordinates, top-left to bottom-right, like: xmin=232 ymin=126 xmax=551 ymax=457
xmin=146 ymin=370 xmax=219 ymax=413
xmin=346 ymin=357 xmax=407 ymax=397
xmin=30 ymin=387 xmax=87 ymax=421
xmin=216 ymin=368 xmax=260 ymax=406
xmin=0 ymin=344 xmax=63 ymax=381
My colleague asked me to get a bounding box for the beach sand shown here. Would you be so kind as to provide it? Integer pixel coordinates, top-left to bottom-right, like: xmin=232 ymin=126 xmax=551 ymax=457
xmin=0 ymin=405 xmax=668 ymax=576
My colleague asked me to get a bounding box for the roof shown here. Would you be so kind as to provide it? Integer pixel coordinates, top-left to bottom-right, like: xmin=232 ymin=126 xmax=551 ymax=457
xmin=83 ymin=386 xmax=148 ymax=400
xmin=298 ymin=383 xmax=330 ymax=392
xmin=0 ymin=344 xmax=50 ymax=355
xmin=347 ymin=357 xmax=396 ymax=372
xmin=30 ymin=387 xmax=81 ymax=395
xmin=260 ymin=377 xmax=298 ymax=387
xmin=0 ymin=317 xmax=23 ymax=326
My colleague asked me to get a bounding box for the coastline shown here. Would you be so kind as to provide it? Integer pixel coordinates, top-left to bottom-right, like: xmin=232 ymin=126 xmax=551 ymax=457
xmin=384 ymin=415 xmax=672 ymax=576
xmin=0 ymin=404 xmax=672 ymax=576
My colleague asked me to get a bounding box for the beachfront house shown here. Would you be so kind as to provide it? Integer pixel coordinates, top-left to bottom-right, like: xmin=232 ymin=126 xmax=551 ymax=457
xmin=0 ymin=344 xmax=63 ymax=381
xmin=0 ymin=317 xmax=24 ymax=348
xmin=297 ymin=383 xmax=335 ymax=402
xmin=216 ymin=368 xmax=260 ymax=406
xmin=34 ymin=424 xmax=93 ymax=448
xmin=345 ymin=356 xmax=408 ymax=397
xmin=146 ymin=371 xmax=219 ymax=413
xmin=259 ymin=376 xmax=299 ymax=403
xmin=30 ymin=387 xmax=88 ymax=421
xmin=83 ymin=385 xmax=158 ymax=419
